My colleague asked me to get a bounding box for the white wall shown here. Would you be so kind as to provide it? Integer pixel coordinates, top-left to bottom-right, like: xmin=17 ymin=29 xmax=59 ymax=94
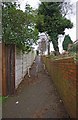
xmin=15 ymin=50 xmax=36 ymax=88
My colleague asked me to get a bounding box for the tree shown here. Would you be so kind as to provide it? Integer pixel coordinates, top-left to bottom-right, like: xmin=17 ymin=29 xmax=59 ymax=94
xmin=36 ymin=2 xmax=73 ymax=54
xmin=62 ymin=34 xmax=73 ymax=51
xmin=2 ymin=2 xmax=39 ymax=52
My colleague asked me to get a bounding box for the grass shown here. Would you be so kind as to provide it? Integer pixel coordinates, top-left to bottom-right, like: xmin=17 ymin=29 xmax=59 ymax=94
xmin=0 ymin=96 xmax=8 ymax=103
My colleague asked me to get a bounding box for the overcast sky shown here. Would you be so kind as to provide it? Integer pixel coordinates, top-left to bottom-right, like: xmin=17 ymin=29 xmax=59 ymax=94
xmin=19 ymin=0 xmax=77 ymax=53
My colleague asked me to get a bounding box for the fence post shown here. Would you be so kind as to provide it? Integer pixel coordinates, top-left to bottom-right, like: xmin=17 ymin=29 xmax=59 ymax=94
xmin=2 ymin=43 xmax=7 ymax=96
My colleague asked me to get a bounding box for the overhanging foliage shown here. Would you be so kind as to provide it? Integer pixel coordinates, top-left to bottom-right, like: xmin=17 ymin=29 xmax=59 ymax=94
xmin=2 ymin=2 xmax=39 ymax=52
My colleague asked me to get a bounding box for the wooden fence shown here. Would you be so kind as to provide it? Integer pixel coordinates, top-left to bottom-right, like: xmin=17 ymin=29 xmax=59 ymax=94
xmin=0 ymin=43 xmax=2 ymax=95
xmin=2 ymin=44 xmax=36 ymax=96
xmin=2 ymin=44 xmax=15 ymax=96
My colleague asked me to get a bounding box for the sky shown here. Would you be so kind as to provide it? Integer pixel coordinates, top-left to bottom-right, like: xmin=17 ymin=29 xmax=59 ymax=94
xmin=19 ymin=0 xmax=40 ymax=10
xmin=19 ymin=0 xmax=77 ymax=53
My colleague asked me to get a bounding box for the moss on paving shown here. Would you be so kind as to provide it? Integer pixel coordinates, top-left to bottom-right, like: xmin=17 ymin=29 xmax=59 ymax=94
xmin=0 ymin=96 xmax=8 ymax=103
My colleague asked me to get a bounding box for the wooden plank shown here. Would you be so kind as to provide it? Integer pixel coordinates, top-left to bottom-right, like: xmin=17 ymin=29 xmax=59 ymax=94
xmin=2 ymin=43 xmax=7 ymax=96
xmin=2 ymin=44 xmax=15 ymax=96
xmin=0 ymin=43 xmax=2 ymax=95
xmin=6 ymin=44 xmax=15 ymax=95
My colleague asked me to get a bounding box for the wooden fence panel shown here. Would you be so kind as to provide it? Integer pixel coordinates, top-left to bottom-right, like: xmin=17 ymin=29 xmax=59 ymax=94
xmin=2 ymin=44 xmax=15 ymax=96
xmin=0 ymin=43 xmax=2 ymax=95
xmin=6 ymin=44 xmax=15 ymax=95
xmin=2 ymin=43 xmax=7 ymax=96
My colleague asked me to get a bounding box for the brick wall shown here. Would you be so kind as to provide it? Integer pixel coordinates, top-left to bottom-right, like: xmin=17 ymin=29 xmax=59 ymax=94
xmin=42 ymin=56 xmax=77 ymax=118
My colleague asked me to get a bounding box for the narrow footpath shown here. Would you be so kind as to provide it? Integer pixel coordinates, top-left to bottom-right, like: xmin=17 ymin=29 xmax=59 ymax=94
xmin=2 ymin=56 xmax=69 ymax=118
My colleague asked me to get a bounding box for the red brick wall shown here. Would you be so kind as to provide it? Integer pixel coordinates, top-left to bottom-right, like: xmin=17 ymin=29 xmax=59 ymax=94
xmin=42 ymin=56 xmax=77 ymax=118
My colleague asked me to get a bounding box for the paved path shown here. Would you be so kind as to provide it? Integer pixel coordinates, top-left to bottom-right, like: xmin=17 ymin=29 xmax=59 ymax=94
xmin=2 ymin=56 xmax=69 ymax=118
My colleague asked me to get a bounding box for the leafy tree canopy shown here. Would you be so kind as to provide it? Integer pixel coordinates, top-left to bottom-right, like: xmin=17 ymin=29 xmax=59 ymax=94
xmin=2 ymin=2 xmax=39 ymax=52
xmin=62 ymin=34 xmax=73 ymax=51
xmin=36 ymin=2 xmax=73 ymax=53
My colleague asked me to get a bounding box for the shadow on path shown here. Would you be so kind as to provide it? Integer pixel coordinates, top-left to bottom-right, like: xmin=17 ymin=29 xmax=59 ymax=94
xmin=2 ymin=56 xmax=69 ymax=118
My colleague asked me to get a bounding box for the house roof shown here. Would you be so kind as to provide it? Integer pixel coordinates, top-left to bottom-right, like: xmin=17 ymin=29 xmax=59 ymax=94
xmin=73 ymin=39 xmax=78 ymax=44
